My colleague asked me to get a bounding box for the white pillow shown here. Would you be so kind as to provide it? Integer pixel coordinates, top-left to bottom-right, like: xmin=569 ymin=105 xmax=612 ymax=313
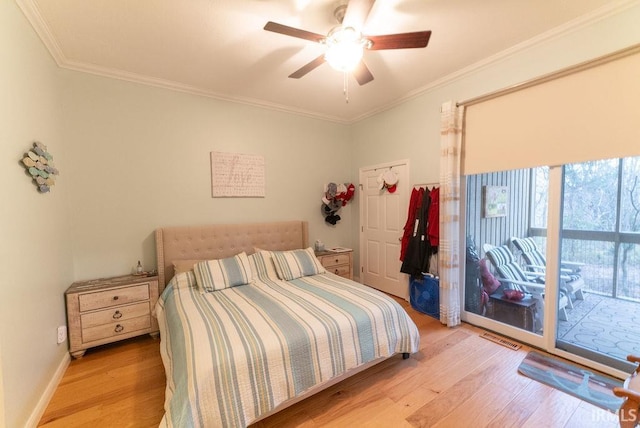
xmin=169 ymin=271 xmax=198 ymax=289
xmin=271 ymin=247 xmax=326 ymax=280
xmin=248 ymin=251 xmax=279 ymax=281
xmin=193 ymin=252 xmax=253 ymax=292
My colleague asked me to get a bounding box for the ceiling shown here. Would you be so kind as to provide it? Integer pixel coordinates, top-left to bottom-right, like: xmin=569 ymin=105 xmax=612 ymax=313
xmin=20 ymin=0 xmax=624 ymax=123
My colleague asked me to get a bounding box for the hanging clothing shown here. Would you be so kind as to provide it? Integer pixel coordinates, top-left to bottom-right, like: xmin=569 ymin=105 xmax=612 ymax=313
xmin=418 ymin=191 xmax=433 ymax=274
xmin=400 ymin=187 xmax=423 ymax=261
xmin=427 ymin=186 xmax=440 ymax=247
xmin=401 ymin=189 xmax=432 ymax=277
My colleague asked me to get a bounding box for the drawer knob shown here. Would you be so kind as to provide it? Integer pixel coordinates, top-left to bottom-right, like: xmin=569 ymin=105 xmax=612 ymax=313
xmin=334 ymin=269 xmax=339 ymax=274
xmin=113 ymin=296 xmax=119 ymax=301
xmin=114 ymin=324 xmax=124 ymax=333
xmin=112 ymin=310 xmax=123 ymax=319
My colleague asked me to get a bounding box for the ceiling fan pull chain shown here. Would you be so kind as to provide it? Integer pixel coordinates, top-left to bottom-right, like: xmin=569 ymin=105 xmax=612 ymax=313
xmin=343 ymin=71 xmax=349 ymax=103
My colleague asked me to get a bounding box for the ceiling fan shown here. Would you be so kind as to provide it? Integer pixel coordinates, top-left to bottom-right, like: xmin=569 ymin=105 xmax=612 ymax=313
xmin=263 ymin=0 xmax=431 ymax=86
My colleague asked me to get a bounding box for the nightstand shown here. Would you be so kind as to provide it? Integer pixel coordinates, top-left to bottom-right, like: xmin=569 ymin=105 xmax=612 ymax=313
xmin=315 ymin=250 xmax=353 ymax=280
xmin=65 ymin=274 xmax=159 ymax=358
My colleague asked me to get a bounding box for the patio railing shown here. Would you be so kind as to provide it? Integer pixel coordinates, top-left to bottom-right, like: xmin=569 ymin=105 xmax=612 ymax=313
xmin=528 ymin=233 xmax=640 ymax=302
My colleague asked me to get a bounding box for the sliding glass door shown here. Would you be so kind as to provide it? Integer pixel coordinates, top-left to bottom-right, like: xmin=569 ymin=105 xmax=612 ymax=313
xmin=554 ymin=157 xmax=640 ymax=372
xmin=462 ymin=156 xmax=640 ymax=374
xmin=462 ymin=168 xmax=548 ymax=348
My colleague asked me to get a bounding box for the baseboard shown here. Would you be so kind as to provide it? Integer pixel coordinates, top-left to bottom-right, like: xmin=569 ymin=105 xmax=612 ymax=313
xmin=25 ymin=351 xmax=70 ymax=428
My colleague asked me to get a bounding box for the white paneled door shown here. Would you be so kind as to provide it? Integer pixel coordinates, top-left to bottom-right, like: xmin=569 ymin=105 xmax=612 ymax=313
xmin=359 ymin=161 xmax=410 ymax=299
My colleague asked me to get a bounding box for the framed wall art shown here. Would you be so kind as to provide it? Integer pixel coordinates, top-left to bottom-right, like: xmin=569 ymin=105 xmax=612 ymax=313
xmin=483 ymin=185 xmax=508 ymax=218
xmin=211 ymin=151 xmax=265 ymax=198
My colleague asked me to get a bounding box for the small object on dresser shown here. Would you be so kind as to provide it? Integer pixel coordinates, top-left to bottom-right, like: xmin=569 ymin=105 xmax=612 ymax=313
xmin=315 ymin=240 xmax=325 ymax=252
xmin=136 ymin=260 xmax=143 ymax=275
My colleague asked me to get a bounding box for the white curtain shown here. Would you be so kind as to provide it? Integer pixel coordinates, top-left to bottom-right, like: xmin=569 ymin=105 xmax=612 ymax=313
xmin=438 ymin=101 xmax=463 ymax=327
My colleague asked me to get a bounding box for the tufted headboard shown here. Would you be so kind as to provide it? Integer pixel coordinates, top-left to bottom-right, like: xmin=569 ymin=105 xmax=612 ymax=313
xmin=155 ymin=221 xmax=309 ymax=289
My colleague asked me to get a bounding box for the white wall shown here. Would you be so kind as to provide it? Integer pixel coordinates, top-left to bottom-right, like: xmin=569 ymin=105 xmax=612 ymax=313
xmin=0 ymin=1 xmax=74 ymax=426
xmin=60 ymin=72 xmax=354 ymax=280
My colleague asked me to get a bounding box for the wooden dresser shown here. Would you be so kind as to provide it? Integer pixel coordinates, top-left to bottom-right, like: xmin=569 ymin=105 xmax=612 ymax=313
xmin=315 ymin=250 xmax=353 ymax=280
xmin=65 ymin=274 xmax=159 ymax=358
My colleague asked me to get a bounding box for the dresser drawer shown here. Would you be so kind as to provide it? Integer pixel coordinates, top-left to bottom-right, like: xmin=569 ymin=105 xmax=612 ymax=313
xmin=82 ymin=315 xmax=151 ymax=343
xmin=81 ymin=302 xmax=150 ymax=329
xmin=321 ymin=253 xmax=351 ymax=268
xmin=327 ymin=264 xmax=350 ymax=277
xmin=79 ymin=284 xmax=149 ymax=312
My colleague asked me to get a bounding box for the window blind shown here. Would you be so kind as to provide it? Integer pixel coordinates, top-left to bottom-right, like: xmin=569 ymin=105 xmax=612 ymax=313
xmin=463 ymin=46 xmax=640 ymax=175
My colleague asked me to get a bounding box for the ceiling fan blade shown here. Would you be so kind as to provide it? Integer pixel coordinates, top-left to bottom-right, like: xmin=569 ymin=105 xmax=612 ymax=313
xmin=342 ymin=0 xmax=375 ymax=29
xmin=264 ymin=21 xmax=325 ymax=43
xmin=353 ymin=60 xmax=374 ymax=86
xmin=367 ymin=31 xmax=431 ymax=50
xmin=289 ymin=55 xmax=326 ymax=79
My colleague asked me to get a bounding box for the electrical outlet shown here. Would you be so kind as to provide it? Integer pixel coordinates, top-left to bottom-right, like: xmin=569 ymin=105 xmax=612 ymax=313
xmin=57 ymin=326 xmax=67 ymax=344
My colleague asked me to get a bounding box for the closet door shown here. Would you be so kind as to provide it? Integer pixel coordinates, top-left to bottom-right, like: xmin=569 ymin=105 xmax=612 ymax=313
xmin=359 ymin=161 xmax=409 ymax=299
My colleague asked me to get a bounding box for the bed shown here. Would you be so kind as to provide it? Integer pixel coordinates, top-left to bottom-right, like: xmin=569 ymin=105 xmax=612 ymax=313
xmin=154 ymin=221 xmax=420 ymax=427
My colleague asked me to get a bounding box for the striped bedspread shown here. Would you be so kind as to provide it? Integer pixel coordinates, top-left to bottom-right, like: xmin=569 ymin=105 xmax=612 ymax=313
xmin=155 ymin=271 xmax=420 ymax=427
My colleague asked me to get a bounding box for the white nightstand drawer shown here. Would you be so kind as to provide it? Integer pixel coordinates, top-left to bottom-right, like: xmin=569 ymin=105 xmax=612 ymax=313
xmin=327 ymin=264 xmax=350 ymax=277
xmin=315 ymin=250 xmax=353 ymax=280
xmin=81 ymin=302 xmax=150 ymax=329
xmin=82 ymin=315 xmax=151 ymax=343
xmin=321 ymin=253 xmax=350 ymax=268
xmin=79 ymin=284 xmax=149 ymax=312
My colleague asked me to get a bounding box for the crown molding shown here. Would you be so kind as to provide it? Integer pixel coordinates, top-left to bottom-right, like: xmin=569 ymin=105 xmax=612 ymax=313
xmin=17 ymin=0 xmax=640 ymax=125
xmin=15 ymin=0 xmax=352 ymax=124
xmin=16 ymin=0 xmax=67 ymax=66
xmin=60 ymin=59 xmax=351 ymax=124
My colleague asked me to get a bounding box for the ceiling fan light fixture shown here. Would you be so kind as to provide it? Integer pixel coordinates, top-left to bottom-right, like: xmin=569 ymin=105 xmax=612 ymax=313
xmin=324 ymin=26 xmax=368 ymax=72
xmin=263 ymin=0 xmax=430 ymax=88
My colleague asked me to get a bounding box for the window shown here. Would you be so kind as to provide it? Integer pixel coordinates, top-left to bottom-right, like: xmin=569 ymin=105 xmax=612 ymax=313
xmin=532 ymin=166 xmax=549 ymax=229
xmin=559 ymin=156 xmax=640 ymax=300
xmin=563 ymin=159 xmax=619 ymax=232
xmin=620 ymin=156 xmax=640 ymax=233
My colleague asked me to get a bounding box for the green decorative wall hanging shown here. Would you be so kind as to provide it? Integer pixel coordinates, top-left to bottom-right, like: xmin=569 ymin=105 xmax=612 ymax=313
xmin=21 ymin=141 xmax=59 ymax=193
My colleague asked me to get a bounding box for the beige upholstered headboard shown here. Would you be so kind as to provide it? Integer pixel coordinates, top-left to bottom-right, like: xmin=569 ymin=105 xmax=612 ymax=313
xmin=155 ymin=221 xmax=309 ymax=289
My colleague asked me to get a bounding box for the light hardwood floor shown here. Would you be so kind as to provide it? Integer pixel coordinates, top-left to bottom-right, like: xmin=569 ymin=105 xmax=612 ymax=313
xmin=39 ymin=299 xmax=619 ymax=427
